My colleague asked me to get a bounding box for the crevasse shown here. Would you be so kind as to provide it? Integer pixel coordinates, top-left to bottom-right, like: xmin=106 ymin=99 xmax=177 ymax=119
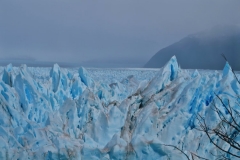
xmin=0 ymin=56 xmax=239 ymax=159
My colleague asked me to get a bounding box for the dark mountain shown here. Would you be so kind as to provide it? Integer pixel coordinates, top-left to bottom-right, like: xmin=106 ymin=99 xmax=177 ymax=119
xmin=145 ymin=25 xmax=240 ymax=70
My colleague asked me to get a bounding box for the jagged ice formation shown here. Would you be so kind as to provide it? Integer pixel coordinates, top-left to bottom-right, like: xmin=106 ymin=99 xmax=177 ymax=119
xmin=0 ymin=56 xmax=240 ymax=159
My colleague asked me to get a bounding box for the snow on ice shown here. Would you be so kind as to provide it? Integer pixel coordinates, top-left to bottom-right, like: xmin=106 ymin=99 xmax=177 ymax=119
xmin=0 ymin=56 xmax=239 ymax=159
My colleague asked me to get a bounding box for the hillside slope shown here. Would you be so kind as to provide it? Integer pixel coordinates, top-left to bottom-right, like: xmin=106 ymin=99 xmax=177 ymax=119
xmin=145 ymin=25 xmax=240 ymax=70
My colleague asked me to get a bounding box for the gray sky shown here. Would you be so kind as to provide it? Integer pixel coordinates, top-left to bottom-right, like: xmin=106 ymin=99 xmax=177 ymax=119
xmin=0 ymin=0 xmax=240 ymax=67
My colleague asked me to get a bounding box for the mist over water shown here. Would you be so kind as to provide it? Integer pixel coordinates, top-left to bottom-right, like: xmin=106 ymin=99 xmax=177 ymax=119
xmin=145 ymin=25 xmax=240 ymax=70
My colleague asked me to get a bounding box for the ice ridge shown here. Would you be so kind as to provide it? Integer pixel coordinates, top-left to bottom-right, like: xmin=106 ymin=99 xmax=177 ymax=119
xmin=0 ymin=56 xmax=239 ymax=159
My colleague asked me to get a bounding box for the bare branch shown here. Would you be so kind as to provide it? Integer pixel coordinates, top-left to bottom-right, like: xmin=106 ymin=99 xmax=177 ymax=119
xmin=197 ymin=113 xmax=240 ymax=158
xmin=161 ymin=144 xmax=190 ymax=160
xmin=221 ymin=53 xmax=240 ymax=84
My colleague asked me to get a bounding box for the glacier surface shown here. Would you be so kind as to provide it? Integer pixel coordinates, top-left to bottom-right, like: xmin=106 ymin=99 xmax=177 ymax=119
xmin=0 ymin=56 xmax=239 ymax=159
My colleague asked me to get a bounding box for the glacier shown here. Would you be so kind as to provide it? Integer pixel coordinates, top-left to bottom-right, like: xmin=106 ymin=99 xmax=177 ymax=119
xmin=0 ymin=56 xmax=240 ymax=159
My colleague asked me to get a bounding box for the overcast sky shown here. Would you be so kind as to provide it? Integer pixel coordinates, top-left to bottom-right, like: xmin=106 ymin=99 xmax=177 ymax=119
xmin=0 ymin=0 xmax=240 ymax=67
